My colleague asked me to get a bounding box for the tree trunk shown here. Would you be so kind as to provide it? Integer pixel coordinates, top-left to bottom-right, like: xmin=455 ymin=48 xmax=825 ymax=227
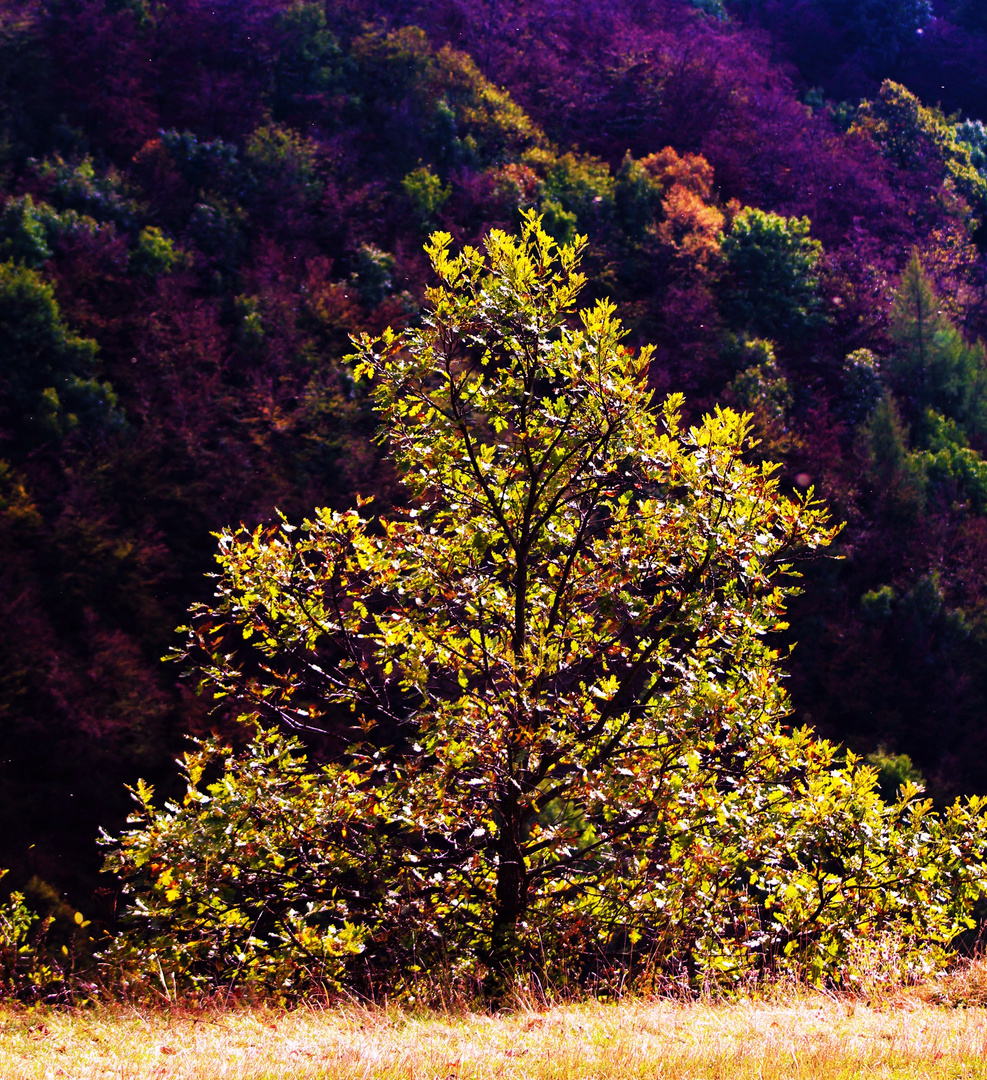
xmin=486 ymin=793 xmax=528 ymax=999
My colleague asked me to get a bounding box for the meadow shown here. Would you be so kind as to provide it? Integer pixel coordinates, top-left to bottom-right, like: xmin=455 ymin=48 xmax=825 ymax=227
xmin=5 ymin=990 xmax=987 ymax=1080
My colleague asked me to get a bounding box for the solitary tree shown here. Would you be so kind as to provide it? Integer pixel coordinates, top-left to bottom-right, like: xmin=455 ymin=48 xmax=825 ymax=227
xmin=111 ymin=214 xmax=987 ymax=997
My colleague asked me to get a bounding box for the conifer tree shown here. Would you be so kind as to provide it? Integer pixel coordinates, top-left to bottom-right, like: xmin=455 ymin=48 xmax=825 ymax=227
xmin=889 ymin=249 xmax=987 ymax=433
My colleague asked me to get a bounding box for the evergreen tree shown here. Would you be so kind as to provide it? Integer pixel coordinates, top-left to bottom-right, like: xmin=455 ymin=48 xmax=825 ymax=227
xmin=0 ymin=261 xmax=117 ymax=450
xmin=889 ymin=250 xmax=987 ymax=434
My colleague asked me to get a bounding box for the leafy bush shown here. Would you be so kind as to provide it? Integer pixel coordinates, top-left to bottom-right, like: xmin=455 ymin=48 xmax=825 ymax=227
xmin=103 ymin=729 xmax=370 ymax=999
xmin=0 ymin=873 xmax=59 ymax=998
xmin=0 ymin=871 xmax=92 ymax=1002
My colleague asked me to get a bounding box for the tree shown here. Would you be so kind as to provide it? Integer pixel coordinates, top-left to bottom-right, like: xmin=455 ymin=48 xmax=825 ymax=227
xmin=740 ymin=0 xmax=932 ymax=73
xmin=862 ymin=392 xmax=927 ymax=518
xmin=889 ymin=249 xmax=987 ymax=433
xmin=953 ymin=0 xmax=987 ymax=34
xmin=820 ymin=0 xmax=931 ymax=65
xmin=0 ymin=259 xmax=117 ymax=450
xmin=854 ymin=82 xmax=987 ymax=219
xmin=890 ymin=252 xmax=941 ymax=386
xmin=110 ymin=214 xmax=987 ymax=998
xmin=719 ymin=207 xmax=825 ymax=344
xmin=267 ymin=1 xmax=344 ymax=123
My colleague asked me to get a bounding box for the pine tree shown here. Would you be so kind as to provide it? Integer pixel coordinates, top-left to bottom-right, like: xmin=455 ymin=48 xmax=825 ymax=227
xmin=888 ymin=249 xmax=987 ymax=434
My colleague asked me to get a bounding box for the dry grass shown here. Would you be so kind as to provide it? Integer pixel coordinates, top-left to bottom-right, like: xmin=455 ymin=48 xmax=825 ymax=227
xmin=4 ymin=991 xmax=987 ymax=1079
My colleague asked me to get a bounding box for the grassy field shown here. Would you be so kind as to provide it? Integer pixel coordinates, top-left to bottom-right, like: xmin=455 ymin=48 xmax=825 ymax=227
xmin=4 ymin=992 xmax=987 ymax=1080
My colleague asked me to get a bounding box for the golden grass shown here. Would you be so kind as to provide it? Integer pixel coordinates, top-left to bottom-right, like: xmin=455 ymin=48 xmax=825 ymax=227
xmin=4 ymin=993 xmax=987 ymax=1079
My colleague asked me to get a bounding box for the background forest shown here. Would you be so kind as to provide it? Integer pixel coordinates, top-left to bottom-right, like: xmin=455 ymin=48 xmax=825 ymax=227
xmin=5 ymin=0 xmax=987 ymax=947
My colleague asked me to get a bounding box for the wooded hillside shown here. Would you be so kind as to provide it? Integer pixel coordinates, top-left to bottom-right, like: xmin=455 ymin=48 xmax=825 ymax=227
xmin=3 ymin=0 xmax=987 ymax=929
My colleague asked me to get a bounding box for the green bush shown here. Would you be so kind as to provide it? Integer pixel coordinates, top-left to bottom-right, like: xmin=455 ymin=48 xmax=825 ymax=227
xmin=103 ymin=729 xmax=371 ymax=999
xmin=0 ymin=871 xmax=92 ymax=1002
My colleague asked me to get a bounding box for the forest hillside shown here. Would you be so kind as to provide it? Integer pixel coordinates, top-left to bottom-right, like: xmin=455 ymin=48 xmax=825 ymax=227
xmin=4 ymin=0 xmax=987 ymax=972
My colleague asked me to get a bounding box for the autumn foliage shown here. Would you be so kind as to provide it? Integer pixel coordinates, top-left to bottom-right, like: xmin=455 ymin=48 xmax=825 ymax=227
xmin=3 ymin=0 xmax=987 ymax=1001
